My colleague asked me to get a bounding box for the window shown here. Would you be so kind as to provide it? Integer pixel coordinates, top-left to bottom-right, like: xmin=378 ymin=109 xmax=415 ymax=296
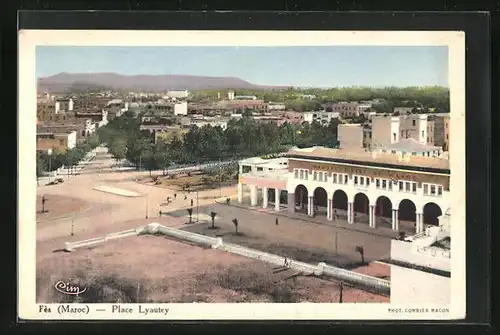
xmin=446 ymin=134 xmax=449 ymax=140
xmin=299 ymin=170 xmax=304 ymax=179
xmin=401 ymin=131 xmax=404 ymax=137
xmin=427 ymin=137 xmax=429 ymax=142
xmin=304 ymin=171 xmax=309 ymax=180
xmin=333 ymin=174 xmax=337 ymax=183
xmin=423 ymin=184 xmax=428 ymax=194
xmin=412 ymin=182 xmax=417 ymax=193
xmin=344 ymin=175 xmax=348 ymax=184
xmin=391 ymin=150 xmax=396 ymax=154
xmin=399 ymin=181 xmax=404 ymax=191
xmin=438 ymin=186 xmax=443 ymax=195
xmin=430 ymin=185 xmax=436 ymax=195
xmin=421 ymin=130 xmax=424 ymax=138
xmin=366 ymin=178 xmax=370 ymax=186
xmin=412 ymin=120 xmax=416 ymax=126
xmin=294 ymin=169 xmax=299 ymax=178
xmin=388 ymin=181 xmax=393 ymax=190
xmin=382 ymin=180 xmax=387 ymax=189
xmin=360 ymin=176 xmax=364 ymax=185
xmin=354 ymin=176 xmax=358 ymax=185
xmin=393 ymin=133 xmax=396 ymax=141
xmin=412 ymin=152 xmax=417 ymax=156
xmin=376 ymin=179 xmax=380 ymax=188
xmin=405 ymin=182 xmax=411 ymax=192
xmin=313 ymin=171 xmax=318 ymax=180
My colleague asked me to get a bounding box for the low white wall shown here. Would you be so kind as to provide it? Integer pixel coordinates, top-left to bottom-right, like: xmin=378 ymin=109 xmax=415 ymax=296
xmin=93 ymin=185 xmax=142 ymax=197
xmin=63 ymin=222 xmax=390 ymax=295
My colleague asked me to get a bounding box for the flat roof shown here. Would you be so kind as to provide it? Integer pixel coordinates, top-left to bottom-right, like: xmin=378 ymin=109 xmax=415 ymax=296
xmin=382 ymin=138 xmax=441 ymax=152
xmin=286 ymin=146 xmax=450 ymax=173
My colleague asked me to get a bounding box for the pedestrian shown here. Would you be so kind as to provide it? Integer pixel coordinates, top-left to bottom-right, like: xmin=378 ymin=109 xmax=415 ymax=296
xmin=275 ymin=217 xmax=279 ymax=226
xmin=167 ymin=197 xmax=171 ymax=203
xmin=334 ymin=209 xmax=337 ymax=220
xmin=184 ymin=194 xmax=187 ymax=200
xmin=283 ymin=256 xmax=288 ymax=268
xmin=191 ymin=199 xmax=194 ymax=207
xmin=174 ymin=193 xmax=177 ymax=200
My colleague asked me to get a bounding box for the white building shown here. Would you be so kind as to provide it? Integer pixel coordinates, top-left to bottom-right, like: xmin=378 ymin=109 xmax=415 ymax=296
xmin=237 ymin=146 xmax=450 ymax=235
xmin=228 ymin=90 xmax=235 ymax=100
xmin=267 ymin=102 xmax=287 ymax=111
xmin=303 ymin=111 xmax=340 ymax=125
xmin=190 ymin=120 xmax=228 ymax=130
xmin=390 ymin=209 xmax=451 ymax=304
xmin=174 ymin=101 xmax=188 ymax=116
xmin=371 ymin=114 xmax=432 ymax=149
xmin=166 ymin=90 xmax=189 ymax=99
xmin=375 ymin=138 xmax=444 ymax=158
xmin=67 ymin=130 xmax=77 ymax=149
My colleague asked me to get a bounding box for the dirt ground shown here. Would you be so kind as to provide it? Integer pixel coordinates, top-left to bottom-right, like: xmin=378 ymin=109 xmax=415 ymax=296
xmin=138 ymin=171 xmax=235 ymax=192
xmin=37 ymin=234 xmax=388 ymax=304
xmin=36 ymin=195 xmax=90 ymax=223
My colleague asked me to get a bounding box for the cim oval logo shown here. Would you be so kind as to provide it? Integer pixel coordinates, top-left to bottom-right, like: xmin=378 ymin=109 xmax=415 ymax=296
xmin=54 ymin=280 xmax=87 ymax=296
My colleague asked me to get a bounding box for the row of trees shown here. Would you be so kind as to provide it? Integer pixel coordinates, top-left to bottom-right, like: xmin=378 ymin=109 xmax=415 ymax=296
xmin=36 ymin=134 xmax=100 ymax=177
xmin=100 ymin=111 xmax=341 ymax=175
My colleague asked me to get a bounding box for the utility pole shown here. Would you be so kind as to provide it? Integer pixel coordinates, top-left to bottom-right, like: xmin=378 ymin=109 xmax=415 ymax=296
xmin=145 ymin=192 xmax=149 ymax=219
xmin=339 ymin=281 xmax=343 ymax=303
xmin=71 ymin=219 xmax=74 ymax=236
xmin=196 ymin=190 xmax=199 ymax=223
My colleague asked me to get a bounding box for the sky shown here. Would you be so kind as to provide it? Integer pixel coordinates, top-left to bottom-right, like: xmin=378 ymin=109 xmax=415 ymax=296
xmin=36 ymin=46 xmax=448 ymax=88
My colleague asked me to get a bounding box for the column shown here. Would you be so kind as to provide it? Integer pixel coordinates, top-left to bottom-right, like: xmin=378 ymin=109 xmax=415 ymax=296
xmin=370 ymin=205 xmax=377 ymax=228
xmin=262 ymin=187 xmax=268 ymax=209
xmin=327 ymin=199 xmax=333 ymax=220
xmin=239 ymin=164 xmax=243 ymax=175
xmin=250 ymin=185 xmax=258 ymax=206
xmin=275 ymin=189 xmax=281 ymax=211
xmin=416 ymin=212 xmax=424 ymax=233
xmin=237 ymin=183 xmax=243 ymax=204
xmin=347 ymin=202 xmax=353 ymax=223
xmin=392 ymin=209 xmax=399 ymax=230
xmin=287 ymin=193 xmax=295 ymax=214
xmin=308 ymin=196 xmax=314 ymax=216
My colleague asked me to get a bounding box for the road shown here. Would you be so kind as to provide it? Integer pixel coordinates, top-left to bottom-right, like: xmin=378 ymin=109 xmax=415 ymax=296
xmin=36 ymin=150 xmax=236 ymax=243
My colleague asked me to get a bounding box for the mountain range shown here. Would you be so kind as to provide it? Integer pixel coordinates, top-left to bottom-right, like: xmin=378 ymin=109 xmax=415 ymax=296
xmin=37 ymin=72 xmax=287 ymax=93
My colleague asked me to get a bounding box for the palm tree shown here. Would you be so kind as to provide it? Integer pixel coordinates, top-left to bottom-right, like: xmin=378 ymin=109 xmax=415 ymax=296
xmin=210 ymin=211 xmax=217 ymax=229
xmin=232 ymin=218 xmax=239 ymax=234
xmin=187 ymin=208 xmax=193 ymax=224
xmin=355 ymin=246 xmax=365 ymax=264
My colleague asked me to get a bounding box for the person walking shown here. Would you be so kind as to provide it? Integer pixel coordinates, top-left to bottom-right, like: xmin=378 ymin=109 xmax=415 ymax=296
xmin=174 ymin=193 xmax=177 ymax=200
xmin=275 ymin=217 xmax=279 ymax=226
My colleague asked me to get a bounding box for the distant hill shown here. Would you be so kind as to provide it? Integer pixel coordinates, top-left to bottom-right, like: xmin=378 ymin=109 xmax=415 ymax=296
xmin=37 ymin=72 xmax=286 ymax=93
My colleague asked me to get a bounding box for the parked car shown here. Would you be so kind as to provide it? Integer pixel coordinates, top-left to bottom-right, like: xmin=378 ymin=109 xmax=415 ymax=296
xmin=56 ymin=178 xmax=64 ymax=183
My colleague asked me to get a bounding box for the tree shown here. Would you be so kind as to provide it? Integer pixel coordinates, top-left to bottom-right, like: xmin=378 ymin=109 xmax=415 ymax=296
xmin=107 ymin=137 xmax=127 ymax=165
xmin=154 ymin=150 xmax=171 ymax=176
xmin=187 ymin=208 xmax=193 ymax=224
xmin=232 ymin=218 xmax=239 ymax=234
xmin=355 ymin=246 xmax=365 ymax=264
xmin=210 ymin=211 xmax=217 ymax=229
xmin=141 ymin=149 xmax=156 ymax=177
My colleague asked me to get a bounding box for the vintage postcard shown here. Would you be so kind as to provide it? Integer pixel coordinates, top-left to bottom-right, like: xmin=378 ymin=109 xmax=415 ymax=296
xmin=18 ymin=30 xmax=465 ymax=320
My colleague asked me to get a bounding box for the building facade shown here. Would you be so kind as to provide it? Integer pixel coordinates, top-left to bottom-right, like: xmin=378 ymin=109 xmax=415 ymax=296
xmin=36 ymin=131 xmax=77 ymax=152
xmin=237 ymin=146 xmax=450 ymax=235
xmin=303 ymin=111 xmax=340 ymax=125
xmin=174 ymin=101 xmax=188 ymax=116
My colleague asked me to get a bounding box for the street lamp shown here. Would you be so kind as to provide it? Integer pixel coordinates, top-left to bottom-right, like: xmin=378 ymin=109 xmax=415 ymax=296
xmin=47 ymin=148 xmax=53 ymax=176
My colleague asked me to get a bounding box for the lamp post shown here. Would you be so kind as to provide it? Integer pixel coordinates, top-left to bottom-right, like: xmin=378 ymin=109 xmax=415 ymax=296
xmin=71 ymin=219 xmax=74 ymax=236
xmin=145 ymin=192 xmax=149 ymax=219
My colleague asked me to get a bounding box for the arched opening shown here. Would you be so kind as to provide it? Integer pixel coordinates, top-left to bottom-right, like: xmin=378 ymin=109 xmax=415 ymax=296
xmin=294 ymin=184 xmax=309 ymax=214
xmin=353 ymin=193 xmax=370 ymax=225
xmin=332 ymin=190 xmax=348 ymax=220
xmin=313 ymin=187 xmax=328 ymax=217
xmin=375 ymin=196 xmax=393 ymax=228
xmin=398 ymin=199 xmax=417 ymax=233
xmin=423 ymin=202 xmax=442 ymax=226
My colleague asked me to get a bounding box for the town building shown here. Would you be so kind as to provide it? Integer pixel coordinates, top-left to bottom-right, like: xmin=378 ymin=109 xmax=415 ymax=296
xmin=338 ymin=124 xmax=365 ymax=150
xmin=390 ymin=209 xmax=451 ymax=304
xmin=330 ymin=102 xmax=365 ymax=118
xmin=174 ymin=101 xmax=188 ymax=116
xmin=225 ymin=99 xmax=267 ymax=111
xmin=375 ymin=138 xmax=444 ymax=158
xmin=166 ymin=90 xmax=189 ymax=99
xmin=371 ymin=114 xmax=438 ymax=149
xmin=393 ymin=107 xmax=414 ymax=115
xmin=228 ymin=90 xmax=235 ymax=100
xmin=303 ymin=111 xmax=340 ymax=125
xmin=267 ymin=102 xmax=287 ymax=111
xmin=237 ymin=146 xmax=450 ymax=235
xmin=36 ymin=130 xmax=77 ymax=152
